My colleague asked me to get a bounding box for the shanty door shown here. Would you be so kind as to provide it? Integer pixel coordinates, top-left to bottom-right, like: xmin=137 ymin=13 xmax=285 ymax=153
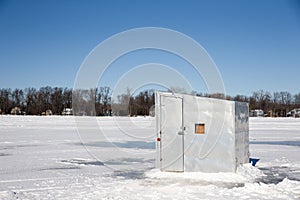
xmin=160 ymin=95 xmax=184 ymax=172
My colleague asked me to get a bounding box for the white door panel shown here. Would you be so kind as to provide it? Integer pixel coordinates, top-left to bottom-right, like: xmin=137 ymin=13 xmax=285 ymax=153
xmin=160 ymin=95 xmax=184 ymax=172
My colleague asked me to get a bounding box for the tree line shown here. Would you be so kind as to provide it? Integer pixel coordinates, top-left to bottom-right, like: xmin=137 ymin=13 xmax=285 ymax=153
xmin=0 ymin=87 xmax=72 ymax=115
xmin=0 ymin=86 xmax=299 ymax=117
xmin=193 ymin=90 xmax=300 ymax=117
xmin=245 ymin=90 xmax=300 ymax=116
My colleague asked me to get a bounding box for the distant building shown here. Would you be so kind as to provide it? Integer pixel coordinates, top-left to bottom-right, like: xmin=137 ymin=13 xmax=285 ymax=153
xmin=42 ymin=109 xmax=52 ymax=116
xmin=62 ymin=108 xmax=73 ymax=115
xmin=149 ymin=105 xmax=155 ymax=117
xmin=250 ymin=109 xmax=264 ymax=117
xmin=46 ymin=109 xmax=52 ymax=115
xmin=11 ymin=107 xmax=21 ymax=115
xmin=287 ymin=108 xmax=300 ymax=118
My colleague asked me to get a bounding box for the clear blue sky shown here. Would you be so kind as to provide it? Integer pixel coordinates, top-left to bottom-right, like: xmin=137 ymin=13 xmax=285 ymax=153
xmin=0 ymin=0 xmax=299 ymax=96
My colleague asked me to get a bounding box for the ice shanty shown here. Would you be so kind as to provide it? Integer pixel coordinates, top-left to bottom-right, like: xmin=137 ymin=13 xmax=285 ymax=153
xmin=155 ymin=91 xmax=249 ymax=173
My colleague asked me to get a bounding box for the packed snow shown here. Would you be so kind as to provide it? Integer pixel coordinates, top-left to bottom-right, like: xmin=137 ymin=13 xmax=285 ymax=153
xmin=0 ymin=116 xmax=299 ymax=199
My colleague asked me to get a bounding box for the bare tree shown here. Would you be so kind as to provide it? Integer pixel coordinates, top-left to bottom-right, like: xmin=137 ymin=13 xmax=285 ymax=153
xmin=294 ymin=93 xmax=300 ymax=107
xmin=251 ymin=90 xmax=271 ymax=112
xmin=0 ymin=88 xmax=12 ymax=114
xmin=113 ymin=88 xmax=131 ymax=116
xmin=279 ymin=91 xmax=292 ymax=115
xmin=63 ymin=88 xmax=72 ymax=109
xmin=25 ymin=88 xmax=38 ymax=115
xmin=233 ymin=95 xmax=247 ymax=102
xmin=51 ymin=87 xmax=63 ymax=114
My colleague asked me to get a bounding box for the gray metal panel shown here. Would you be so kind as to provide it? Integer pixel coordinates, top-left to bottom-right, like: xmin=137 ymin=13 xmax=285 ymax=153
xmin=183 ymin=95 xmax=236 ymax=172
xmin=235 ymin=102 xmax=249 ymax=165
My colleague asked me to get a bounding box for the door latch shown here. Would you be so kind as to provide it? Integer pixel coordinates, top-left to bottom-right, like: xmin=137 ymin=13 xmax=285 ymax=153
xmin=177 ymin=127 xmax=185 ymax=135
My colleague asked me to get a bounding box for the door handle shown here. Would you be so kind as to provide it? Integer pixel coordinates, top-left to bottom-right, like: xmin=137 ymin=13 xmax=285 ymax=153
xmin=178 ymin=131 xmax=184 ymax=135
xmin=177 ymin=127 xmax=185 ymax=135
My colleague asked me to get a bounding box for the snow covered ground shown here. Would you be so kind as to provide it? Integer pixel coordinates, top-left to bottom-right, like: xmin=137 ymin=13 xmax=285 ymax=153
xmin=0 ymin=116 xmax=299 ymax=199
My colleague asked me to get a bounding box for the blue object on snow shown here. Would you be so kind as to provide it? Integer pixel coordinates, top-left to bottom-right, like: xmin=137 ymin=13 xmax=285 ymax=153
xmin=249 ymin=158 xmax=260 ymax=166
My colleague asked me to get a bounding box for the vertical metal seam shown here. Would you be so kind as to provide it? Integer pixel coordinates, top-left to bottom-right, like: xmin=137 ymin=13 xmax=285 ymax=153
xmin=159 ymin=93 xmax=163 ymax=170
xmin=182 ymin=96 xmax=184 ymax=172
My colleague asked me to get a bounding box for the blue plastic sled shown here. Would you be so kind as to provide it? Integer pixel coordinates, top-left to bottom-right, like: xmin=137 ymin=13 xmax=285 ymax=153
xmin=249 ymin=158 xmax=260 ymax=166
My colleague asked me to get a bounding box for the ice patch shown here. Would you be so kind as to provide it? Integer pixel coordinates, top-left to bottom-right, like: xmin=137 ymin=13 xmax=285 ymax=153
xmin=60 ymin=158 xmax=105 ymax=166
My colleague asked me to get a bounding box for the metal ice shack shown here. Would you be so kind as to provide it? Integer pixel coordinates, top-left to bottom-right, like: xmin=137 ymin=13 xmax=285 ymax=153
xmin=155 ymin=91 xmax=249 ymax=173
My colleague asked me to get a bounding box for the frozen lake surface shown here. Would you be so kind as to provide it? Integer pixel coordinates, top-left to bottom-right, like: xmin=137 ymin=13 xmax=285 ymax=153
xmin=0 ymin=116 xmax=299 ymax=199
